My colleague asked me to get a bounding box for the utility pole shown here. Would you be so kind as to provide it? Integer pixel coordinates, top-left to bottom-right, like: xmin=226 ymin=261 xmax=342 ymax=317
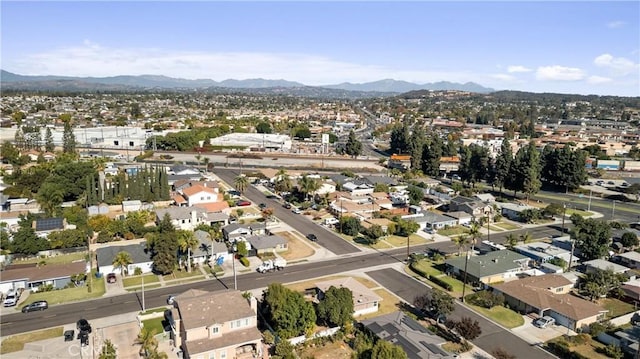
xmin=461 ymin=249 xmax=470 ymax=302
xmin=588 ymin=188 xmax=592 ymax=211
xmin=561 ymin=203 xmax=567 ymax=234
xmin=233 ymin=249 xmax=238 ymax=290
xmin=141 ymin=274 xmax=145 ymax=312
xmin=612 ymin=200 xmax=616 ymax=219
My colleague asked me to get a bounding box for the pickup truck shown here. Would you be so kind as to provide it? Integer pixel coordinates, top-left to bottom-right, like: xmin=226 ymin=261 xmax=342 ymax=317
xmin=257 ymin=258 xmax=287 ymax=273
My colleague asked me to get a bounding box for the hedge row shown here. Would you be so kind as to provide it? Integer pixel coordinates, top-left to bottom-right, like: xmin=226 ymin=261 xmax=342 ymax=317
xmin=239 ymin=256 xmax=250 ymax=267
xmin=429 ymin=275 xmax=453 ymax=291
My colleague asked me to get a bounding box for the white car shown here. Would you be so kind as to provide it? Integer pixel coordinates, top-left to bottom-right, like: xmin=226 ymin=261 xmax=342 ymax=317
xmin=292 ymin=208 xmax=302 ymax=214
xmin=533 ymin=316 xmax=555 ymax=328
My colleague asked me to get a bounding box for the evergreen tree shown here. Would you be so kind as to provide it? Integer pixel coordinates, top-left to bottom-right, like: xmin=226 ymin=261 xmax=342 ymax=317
xmin=495 ymin=138 xmax=513 ymax=192
xmin=421 ymin=135 xmax=443 ymax=177
xmin=389 ymin=123 xmax=410 ymax=154
xmin=409 ymin=125 xmax=425 ymax=170
xmin=45 ymin=127 xmax=54 ymax=152
xmin=510 ymin=141 xmax=542 ymax=201
xmin=62 ymin=120 xmax=76 ymax=154
xmin=345 ymin=130 xmax=363 ymax=158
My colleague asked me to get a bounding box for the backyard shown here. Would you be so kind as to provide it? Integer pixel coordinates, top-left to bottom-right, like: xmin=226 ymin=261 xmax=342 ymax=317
xmin=600 ymin=297 xmax=636 ymax=318
xmin=15 ymin=252 xmax=88 ymax=265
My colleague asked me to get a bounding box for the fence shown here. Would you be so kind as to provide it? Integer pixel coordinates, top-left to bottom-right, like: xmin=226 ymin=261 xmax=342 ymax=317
xmin=287 ymin=326 xmax=341 ymax=346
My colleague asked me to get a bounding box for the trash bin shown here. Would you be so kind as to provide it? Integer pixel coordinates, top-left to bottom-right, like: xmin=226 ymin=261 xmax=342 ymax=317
xmin=95 ymin=272 xmax=103 ymax=278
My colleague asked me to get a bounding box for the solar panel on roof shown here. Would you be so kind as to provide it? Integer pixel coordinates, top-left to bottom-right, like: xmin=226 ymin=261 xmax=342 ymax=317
xmin=36 ymin=218 xmax=64 ymax=231
xmin=395 ymin=336 xmax=421 ymax=355
xmin=402 ymin=316 xmax=428 ymax=333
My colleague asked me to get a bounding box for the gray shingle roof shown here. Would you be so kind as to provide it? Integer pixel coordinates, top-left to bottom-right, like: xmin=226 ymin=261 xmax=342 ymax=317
xmin=246 ymin=235 xmax=286 ymax=250
xmin=96 ymin=242 xmax=152 ymax=267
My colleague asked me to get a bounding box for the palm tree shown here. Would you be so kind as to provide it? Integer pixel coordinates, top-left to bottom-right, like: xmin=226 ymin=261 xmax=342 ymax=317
xmin=520 ymin=232 xmax=533 ymax=244
xmin=234 ymin=175 xmax=249 ymax=193
xmin=453 ymin=234 xmax=471 ymax=256
xmin=177 ymin=230 xmax=198 ymax=272
xmin=135 ymin=327 xmax=158 ymax=357
xmin=36 ymin=182 xmax=65 ymax=216
xmin=299 ymin=175 xmax=320 ymax=202
xmin=203 ymin=157 xmax=210 ymax=172
xmin=505 ymin=233 xmax=518 ymax=248
xmin=274 ymin=171 xmax=293 ymax=194
xmin=112 ymin=251 xmax=133 ymax=277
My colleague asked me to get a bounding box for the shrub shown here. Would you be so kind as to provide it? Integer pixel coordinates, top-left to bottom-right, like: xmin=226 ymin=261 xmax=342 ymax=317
xmin=239 ymin=256 xmax=250 ymax=267
xmin=429 ymin=275 xmax=453 ymax=291
xmin=467 ymin=290 xmax=504 ymax=308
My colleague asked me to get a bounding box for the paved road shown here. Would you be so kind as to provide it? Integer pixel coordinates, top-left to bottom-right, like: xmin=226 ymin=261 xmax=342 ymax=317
xmin=216 ymin=168 xmax=361 ymax=255
xmin=1 ymin=247 xmax=412 ymax=337
xmin=367 ymin=268 xmax=556 ymax=359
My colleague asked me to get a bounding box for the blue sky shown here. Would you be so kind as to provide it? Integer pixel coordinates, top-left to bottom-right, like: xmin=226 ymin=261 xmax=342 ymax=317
xmin=2 ymin=1 xmax=639 ymax=96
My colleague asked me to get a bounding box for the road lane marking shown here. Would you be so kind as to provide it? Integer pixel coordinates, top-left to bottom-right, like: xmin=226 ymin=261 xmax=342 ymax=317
xmin=43 ymin=315 xmax=56 ymax=318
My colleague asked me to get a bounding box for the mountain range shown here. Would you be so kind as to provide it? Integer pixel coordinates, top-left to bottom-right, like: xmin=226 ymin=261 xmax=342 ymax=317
xmin=0 ymin=70 xmax=495 ymax=96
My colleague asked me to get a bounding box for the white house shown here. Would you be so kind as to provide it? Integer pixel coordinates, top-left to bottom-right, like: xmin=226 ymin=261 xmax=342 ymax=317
xmin=155 ymin=207 xmax=208 ymax=231
xmin=96 ymin=242 xmax=153 ymax=275
xmin=342 ymin=182 xmax=374 ymax=197
xmin=182 ymin=184 xmax=219 ymax=207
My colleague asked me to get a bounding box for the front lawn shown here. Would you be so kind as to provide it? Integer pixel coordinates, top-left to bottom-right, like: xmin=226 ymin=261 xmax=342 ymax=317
xmin=385 ymin=234 xmax=429 ymax=247
xmin=438 ymin=226 xmax=469 ymax=236
xmin=142 ymin=317 xmax=166 ymax=335
xmin=466 ymin=304 xmax=524 ymax=328
xmin=600 ymin=298 xmax=635 ymax=318
xmin=566 ymin=208 xmax=592 ymax=217
xmin=162 ymin=270 xmax=204 ymax=281
xmin=1 ymin=327 xmax=63 ymax=354
xmin=494 ymin=222 xmax=520 ymax=230
xmin=410 ymin=259 xmax=443 ymax=277
xmin=17 ymin=252 xmax=88 ymax=265
xmin=122 ymin=274 xmax=160 ymax=288
xmin=22 ymin=274 xmax=105 ymax=307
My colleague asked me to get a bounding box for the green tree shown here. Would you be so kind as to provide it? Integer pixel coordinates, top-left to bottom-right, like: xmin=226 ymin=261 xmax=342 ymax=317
xmin=370 ymin=339 xmax=408 ymax=359
xmin=1 ymin=141 xmax=21 ymax=165
xmin=505 ymin=233 xmax=518 ymax=248
xmin=11 ymin=225 xmax=47 ymax=255
xmin=273 ymin=340 xmax=296 ymax=359
xmin=36 ymin=182 xmax=65 ymax=217
xmin=236 ymin=240 xmax=248 ymax=257
xmin=298 ymin=175 xmax=320 ymax=202
xmin=234 ymin=175 xmax=249 ymax=193
xmin=262 ymin=283 xmax=316 ymax=338
xmin=407 ymin=185 xmax=423 ymax=205
xmin=409 ymin=125 xmax=426 ymax=170
xmin=364 ymin=225 xmax=385 ymax=243
xmin=420 ymin=135 xmax=443 ymax=177
xmin=177 ymin=230 xmax=198 ymax=272
xmin=494 ymin=138 xmax=513 ymax=194
xmin=44 ymin=127 xmax=55 ymax=152
xmin=571 ymin=215 xmax=612 ymax=260
xmin=345 ymin=130 xmax=363 ymax=158
xmin=151 ymin=215 xmax=178 ymax=275
xmin=98 ymin=339 xmax=117 ymax=359
xmin=316 ymin=286 xmax=354 ymax=327
xmin=256 ymin=121 xmax=272 ymax=134
xmin=292 ymin=125 xmax=311 ymax=139
xmin=112 ymin=251 xmax=133 ymax=277
xmin=582 ymin=268 xmax=625 ymax=301
xmin=508 ymin=141 xmax=541 ymax=201
xmin=47 ymin=229 xmax=86 ymax=249
xmin=389 ymin=123 xmax=410 ymax=155
xmin=62 ymin=119 xmax=76 ymax=154
xmin=135 ymin=327 xmax=158 ymax=357
xmin=339 ymin=216 xmax=362 ymax=236
xmin=414 ymin=289 xmax=455 ymax=319
xmin=621 ymin=232 xmax=639 ymax=248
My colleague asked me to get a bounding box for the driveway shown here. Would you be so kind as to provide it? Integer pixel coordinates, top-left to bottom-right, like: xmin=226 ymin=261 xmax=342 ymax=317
xmin=99 ymin=321 xmax=141 ymax=359
xmin=512 ymin=315 xmax=571 ymax=346
xmin=366 ymin=268 xmax=557 ymax=359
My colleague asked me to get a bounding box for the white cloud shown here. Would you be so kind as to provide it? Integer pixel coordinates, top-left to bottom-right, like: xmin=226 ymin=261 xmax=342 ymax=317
xmin=4 ymin=42 xmax=491 ymax=86
xmin=607 ymin=20 xmax=626 ymax=29
xmin=507 ymin=65 xmax=532 ymax=73
xmin=587 ymin=76 xmax=613 ymax=84
xmin=536 ymin=65 xmax=586 ymax=81
xmin=593 ymin=53 xmax=639 ymax=76
xmin=490 ymin=74 xmax=518 ymax=82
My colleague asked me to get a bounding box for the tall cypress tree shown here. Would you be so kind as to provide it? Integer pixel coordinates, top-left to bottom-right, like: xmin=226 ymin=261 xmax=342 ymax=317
xmin=45 ymin=127 xmax=55 ymax=152
xmin=62 ymin=121 xmax=76 ymax=154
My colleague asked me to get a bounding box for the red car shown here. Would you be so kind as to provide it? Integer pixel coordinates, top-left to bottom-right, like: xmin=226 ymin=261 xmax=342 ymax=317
xmin=236 ymin=200 xmax=251 ymax=206
xmin=106 ymin=273 xmax=117 ymax=283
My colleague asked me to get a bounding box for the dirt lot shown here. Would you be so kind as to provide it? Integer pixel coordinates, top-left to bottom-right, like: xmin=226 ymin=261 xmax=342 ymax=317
xmin=272 ymin=231 xmax=316 ymax=260
xmin=296 ymin=339 xmax=353 ymax=359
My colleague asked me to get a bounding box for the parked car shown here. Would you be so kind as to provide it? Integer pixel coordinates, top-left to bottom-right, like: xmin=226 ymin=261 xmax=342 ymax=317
xmin=77 ymin=318 xmax=92 ymax=333
xmin=64 ymin=330 xmax=75 ymax=342
xmin=306 ymin=233 xmax=318 ymax=242
xmin=21 ymin=300 xmax=48 ymax=313
xmin=167 ymin=295 xmax=176 ymax=306
xmin=106 ymin=273 xmax=117 ymax=283
xmin=292 ymin=208 xmax=302 ymax=214
xmin=3 ymin=289 xmax=20 ymax=307
xmin=259 ymin=203 xmax=267 ymax=210
xmin=533 ymin=316 xmax=555 ymax=328
xmin=236 ymin=200 xmax=251 ymax=206
xmin=283 ymin=203 xmax=292 ymax=209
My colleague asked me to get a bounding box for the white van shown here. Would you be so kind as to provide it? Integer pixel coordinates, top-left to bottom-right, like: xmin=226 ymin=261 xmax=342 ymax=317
xmin=3 ymin=289 xmax=19 ymax=307
xmin=324 ymin=217 xmax=339 ymax=226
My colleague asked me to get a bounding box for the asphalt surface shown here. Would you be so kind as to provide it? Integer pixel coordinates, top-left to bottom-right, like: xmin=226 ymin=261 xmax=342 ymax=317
xmin=366 ymin=268 xmax=556 ymax=359
xmin=215 ymin=168 xmax=361 ymax=255
xmin=1 ymin=247 xmax=411 ymax=337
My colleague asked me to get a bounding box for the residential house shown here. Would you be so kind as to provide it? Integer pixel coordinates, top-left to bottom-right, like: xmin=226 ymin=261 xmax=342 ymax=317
xmin=155 ymin=207 xmax=208 ymax=231
xmin=361 ymin=311 xmax=455 ymax=359
xmin=444 ymin=211 xmax=473 ymax=226
xmin=362 ymin=218 xmax=394 ymax=234
xmin=617 ymin=251 xmax=640 ymax=270
xmin=169 ymin=165 xmax=201 ymax=176
xmin=222 ymin=223 xmax=267 ymax=242
xmin=439 ymin=156 xmax=460 ymax=172
xmin=171 ymin=289 xmax=262 ymax=359
xmin=0 ymin=261 xmax=88 ymax=294
xmin=513 ymin=242 xmax=575 ymax=265
xmin=583 ymin=259 xmax=630 ymax=275
xmin=493 ymin=274 xmax=608 ymax=330
xmin=96 ymin=242 xmax=153 ymax=275
xmin=449 ymin=196 xmax=492 ymax=221
xmin=192 ymin=230 xmax=231 ymax=266
xmin=175 ymin=184 xmax=221 ymax=207
xmin=445 ymin=250 xmax=530 ymax=286
xmin=315 ymin=277 xmax=382 ymax=317
xmin=403 ymin=211 xmax=457 ymax=230
xmin=474 ymin=193 xmax=496 ymax=203
xmin=246 ymin=234 xmax=288 ymax=255
xmin=342 ymin=181 xmax=374 ymax=197
xmin=500 ymin=202 xmax=537 ymax=222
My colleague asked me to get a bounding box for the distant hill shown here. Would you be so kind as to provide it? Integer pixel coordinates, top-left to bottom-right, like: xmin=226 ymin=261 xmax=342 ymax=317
xmin=1 ymin=70 xmax=494 ymax=93
xmin=323 ymin=79 xmax=494 ymax=93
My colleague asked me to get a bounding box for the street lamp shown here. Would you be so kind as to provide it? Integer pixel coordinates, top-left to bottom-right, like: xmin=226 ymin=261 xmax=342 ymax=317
xmin=461 ymin=246 xmax=471 ymax=303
